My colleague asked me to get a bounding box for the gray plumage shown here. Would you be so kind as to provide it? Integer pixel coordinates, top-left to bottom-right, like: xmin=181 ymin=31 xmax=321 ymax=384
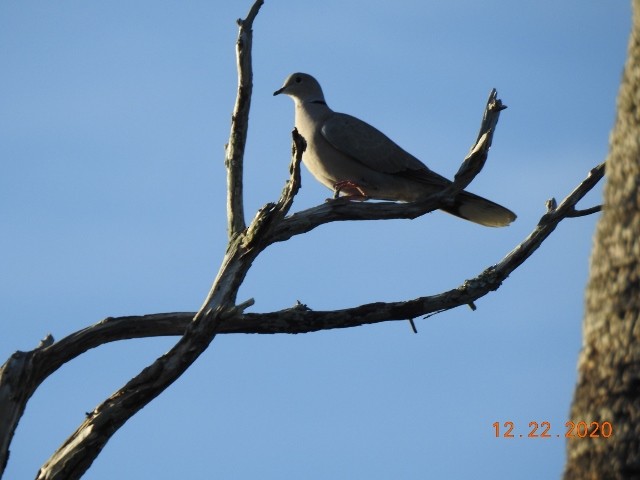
xmin=274 ymin=72 xmax=516 ymax=227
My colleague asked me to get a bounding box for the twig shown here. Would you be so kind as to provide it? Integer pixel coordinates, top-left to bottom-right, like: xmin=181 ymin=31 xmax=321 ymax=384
xmin=567 ymin=205 xmax=602 ymax=217
xmin=451 ymin=89 xmax=506 ymax=192
xmin=273 ymin=129 xmax=306 ymax=220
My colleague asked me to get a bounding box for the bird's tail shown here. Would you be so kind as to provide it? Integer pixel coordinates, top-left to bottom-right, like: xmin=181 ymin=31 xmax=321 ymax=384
xmin=440 ymin=190 xmax=516 ymax=227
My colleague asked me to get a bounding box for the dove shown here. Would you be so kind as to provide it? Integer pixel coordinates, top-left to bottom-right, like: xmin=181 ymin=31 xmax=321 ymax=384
xmin=274 ymin=72 xmax=516 ymax=227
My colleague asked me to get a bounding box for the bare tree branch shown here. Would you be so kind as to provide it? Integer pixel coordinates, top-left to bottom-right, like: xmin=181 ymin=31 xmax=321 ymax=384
xmin=566 ymin=205 xmax=602 ymax=217
xmin=453 ymin=89 xmax=506 ymax=190
xmin=493 ymin=163 xmax=604 ymax=278
xmin=225 ymin=0 xmax=264 ymax=238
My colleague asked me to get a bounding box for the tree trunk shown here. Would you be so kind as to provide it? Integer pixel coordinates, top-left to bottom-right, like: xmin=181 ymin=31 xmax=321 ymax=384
xmin=565 ymin=1 xmax=640 ymax=478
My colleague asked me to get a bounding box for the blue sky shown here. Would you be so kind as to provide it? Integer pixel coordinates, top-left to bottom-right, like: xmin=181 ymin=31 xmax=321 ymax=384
xmin=0 ymin=1 xmax=630 ymax=478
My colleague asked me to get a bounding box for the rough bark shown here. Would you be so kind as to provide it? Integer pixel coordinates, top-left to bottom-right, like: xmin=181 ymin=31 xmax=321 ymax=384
xmin=224 ymin=0 xmax=263 ymax=237
xmin=564 ymin=1 xmax=640 ymax=478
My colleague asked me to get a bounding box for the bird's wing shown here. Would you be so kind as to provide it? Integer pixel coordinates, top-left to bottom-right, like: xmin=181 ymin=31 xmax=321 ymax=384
xmin=320 ymin=112 xmax=450 ymax=187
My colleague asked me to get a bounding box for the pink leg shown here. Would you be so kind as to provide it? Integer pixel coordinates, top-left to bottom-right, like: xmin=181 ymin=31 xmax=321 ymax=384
xmin=332 ymin=180 xmax=369 ymax=201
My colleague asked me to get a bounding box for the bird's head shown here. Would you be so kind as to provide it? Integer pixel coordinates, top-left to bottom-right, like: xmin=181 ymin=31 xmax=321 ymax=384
xmin=273 ymin=72 xmax=325 ymax=104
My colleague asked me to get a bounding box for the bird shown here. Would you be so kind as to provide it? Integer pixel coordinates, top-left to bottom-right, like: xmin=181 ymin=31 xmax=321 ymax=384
xmin=274 ymin=72 xmax=516 ymax=227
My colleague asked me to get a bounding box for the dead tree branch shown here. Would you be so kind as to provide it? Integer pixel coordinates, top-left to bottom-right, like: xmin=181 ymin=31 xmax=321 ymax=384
xmin=225 ymin=0 xmax=264 ymax=237
xmin=0 ymin=0 xmax=606 ymax=477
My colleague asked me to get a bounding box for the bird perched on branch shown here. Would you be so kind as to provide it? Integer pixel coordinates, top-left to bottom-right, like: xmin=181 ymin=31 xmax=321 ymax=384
xmin=274 ymin=72 xmax=516 ymax=227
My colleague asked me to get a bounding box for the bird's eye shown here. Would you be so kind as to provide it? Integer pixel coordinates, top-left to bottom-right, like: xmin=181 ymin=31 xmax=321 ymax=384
xmin=295 ymin=76 xmax=302 ymax=83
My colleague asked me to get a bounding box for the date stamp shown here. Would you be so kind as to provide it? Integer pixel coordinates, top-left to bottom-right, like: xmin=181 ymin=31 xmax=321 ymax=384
xmin=493 ymin=421 xmax=613 ymax=439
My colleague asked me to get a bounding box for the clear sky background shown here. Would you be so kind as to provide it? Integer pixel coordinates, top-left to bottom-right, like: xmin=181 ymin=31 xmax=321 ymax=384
xmin=0 ymin=1 xmax=631 ymax=479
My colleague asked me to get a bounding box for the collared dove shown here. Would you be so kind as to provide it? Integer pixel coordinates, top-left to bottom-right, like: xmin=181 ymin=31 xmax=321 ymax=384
xmin=274 ymin=72 xmax=516 ymax=227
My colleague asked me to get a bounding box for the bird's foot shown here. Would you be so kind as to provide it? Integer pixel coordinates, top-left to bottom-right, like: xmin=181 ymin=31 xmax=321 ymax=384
xmin=332 ymin=181 xmax=369 ymax=201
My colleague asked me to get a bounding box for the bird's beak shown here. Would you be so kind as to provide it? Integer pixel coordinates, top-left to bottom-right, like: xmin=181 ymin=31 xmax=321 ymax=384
xmin=273 ymin=86 xmax=285 ymax=96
